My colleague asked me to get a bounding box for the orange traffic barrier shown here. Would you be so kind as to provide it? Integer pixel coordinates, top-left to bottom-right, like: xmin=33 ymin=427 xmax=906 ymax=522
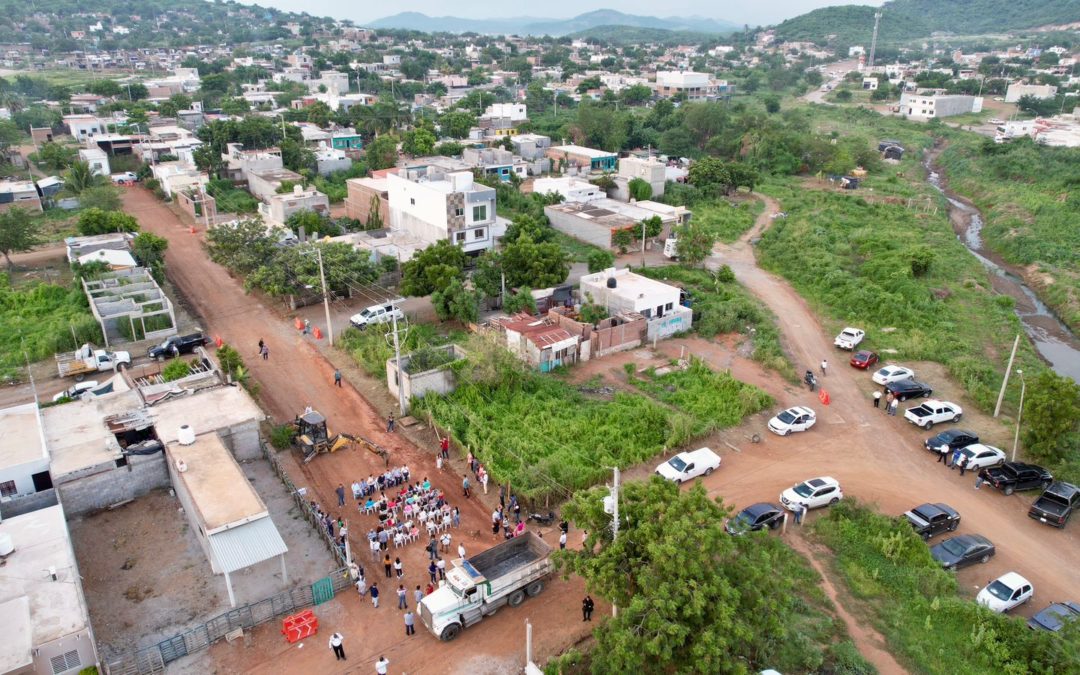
xmin=214 ymin=336 xmax=223 ymax=348
xmin=294 ymin=317 xmax=304 ymax=331
xmin=189 ymin=225 xmax=196 ymax=234
xmin=312 ymin=327 xmax=323 ymax=340
xmin=281 ymin=609 xmax=318 ymax=643
xmin=818 ymin=389 xmax=831 ymax=406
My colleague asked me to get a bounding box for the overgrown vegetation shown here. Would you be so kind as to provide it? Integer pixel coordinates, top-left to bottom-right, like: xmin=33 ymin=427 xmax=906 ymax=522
xmin=690 ymin=198 xmax=762 ymax=244
xmin=812 ymin=501 xmax=1080 ymax=675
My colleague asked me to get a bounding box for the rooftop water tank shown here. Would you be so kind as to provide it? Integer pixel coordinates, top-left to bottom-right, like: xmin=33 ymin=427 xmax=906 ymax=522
xmin=0 ymin=533 xmax=14 ymax=557
xmin=177 ymin=424 xmax=196 ymax=446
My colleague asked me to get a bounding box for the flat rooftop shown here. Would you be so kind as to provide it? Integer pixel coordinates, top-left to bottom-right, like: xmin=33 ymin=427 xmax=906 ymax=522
xmin=580 ymin=267 xmax=678 ymax=300
xmin=0 ymin=505 xmax=91 ymax=656
xmin=0 ymin=403 xmax=47 ymax=470
xmin=249 ymin=167 xmax=303 ymax=182
xmin=167 ymin=433 xmax=267 ymax=532
xmin=550 ymin=144 xmax=617 ymax=159
xmin=42 ymin=389 xmax=141 ymax=477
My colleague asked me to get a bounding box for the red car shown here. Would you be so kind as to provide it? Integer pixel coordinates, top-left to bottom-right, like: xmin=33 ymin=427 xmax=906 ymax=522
xmin=850 ymin=350 xmax=878 ymax=369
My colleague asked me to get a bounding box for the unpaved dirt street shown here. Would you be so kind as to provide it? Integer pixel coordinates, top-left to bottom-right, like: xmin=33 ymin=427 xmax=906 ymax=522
xmin=696 ymin=196 xmax=1080 ymax=631
xmin=120 ymin=188 xmax=594 ymax=673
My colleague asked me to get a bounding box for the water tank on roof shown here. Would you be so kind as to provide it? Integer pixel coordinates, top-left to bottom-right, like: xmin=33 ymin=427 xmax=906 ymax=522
xmin=177 ymin=424 xmax=196 ymax=446
xmin=0 ymin=533 xmax=14 ymax=557
xmin=606 ymin=276 xmax=617 ymax=289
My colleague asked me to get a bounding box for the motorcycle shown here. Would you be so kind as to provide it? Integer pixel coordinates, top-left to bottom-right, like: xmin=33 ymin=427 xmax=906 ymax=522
xmin=528 ymin=511 xmax=556 ymax=526
xmin=804 ymin=370 xmax=817 ymax=392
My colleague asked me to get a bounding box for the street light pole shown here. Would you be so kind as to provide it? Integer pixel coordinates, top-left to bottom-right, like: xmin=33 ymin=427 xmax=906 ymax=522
xmin=1011 ymin=369 xmax=1025 ymax=462
xmin=315 ymin=246 xmax=334 ymax=347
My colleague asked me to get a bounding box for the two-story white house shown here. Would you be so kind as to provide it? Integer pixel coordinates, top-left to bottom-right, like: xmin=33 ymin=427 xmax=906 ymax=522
xmin=387 ymin=169 xmax=504 ymax=256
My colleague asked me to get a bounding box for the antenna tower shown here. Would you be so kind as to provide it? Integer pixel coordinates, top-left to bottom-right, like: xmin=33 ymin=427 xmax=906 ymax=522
xmin=868 ymin=10 xmax=883 ymax=68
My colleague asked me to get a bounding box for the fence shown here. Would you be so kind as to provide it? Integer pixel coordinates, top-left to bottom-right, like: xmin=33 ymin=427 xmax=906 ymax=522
xmin=103 ymin=444 xmax=353 ymax=675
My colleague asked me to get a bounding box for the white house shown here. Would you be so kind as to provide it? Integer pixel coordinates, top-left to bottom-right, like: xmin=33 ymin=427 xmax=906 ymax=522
xmin=532 ymin=176 xmax=603 ymax=203
xmin=387 ymin=169 xmax=503 ymax=255
xmin=63 ymin=114 xmax=104 ymax=139
xmin=258 ymin=184 xmax=331 ymax=228
xmin=481 ymin=103 xmax=527 ymax=122
xmin=898 ymin=93 xmax=983 ymax=121
xmin=0 ymin=403 xmax=50 ymax=501
xmin=578 ymin=267 xmax=692 ymax=339
xmin=77 ymin=147 xmax=110 ymax=176
xmin=653 ymin=71 xmax=715 ymax=100
xmin=1005 ymin=83 xmax=1058 ymax=103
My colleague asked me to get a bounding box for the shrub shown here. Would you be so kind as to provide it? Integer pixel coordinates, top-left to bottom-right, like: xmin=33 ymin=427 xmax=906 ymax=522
xmin=269 ymin=423 xmax=297 ymax=450
xmin=586 ymin=248 xmax=615 ymax=273
xmin=161 ymin=359 xmax=192 ymax=381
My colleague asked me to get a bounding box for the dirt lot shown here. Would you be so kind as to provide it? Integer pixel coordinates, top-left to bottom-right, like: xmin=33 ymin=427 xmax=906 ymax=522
xmin=70 ymin=457 xmax=339 ymax=662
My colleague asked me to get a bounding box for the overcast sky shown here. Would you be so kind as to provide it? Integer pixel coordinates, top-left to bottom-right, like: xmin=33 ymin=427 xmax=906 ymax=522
xmin=240 ymin=0 xmax=885 ymax=27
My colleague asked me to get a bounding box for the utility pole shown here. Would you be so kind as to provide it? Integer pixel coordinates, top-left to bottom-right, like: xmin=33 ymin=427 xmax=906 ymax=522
xmin=387 ymin=310 xmax=408 ymax=416
xmin=640 ymin=219 xmax=647 ymax=268
xmin=315 ymin=246 xmax=334 ymax=346
xmin=1012 ymin=370 xmax=1026 ymax=462
xmin=993 ymin=334 xmax=1020 ymax=418
xmin=610 ymin=466 xmax=619 ymax=618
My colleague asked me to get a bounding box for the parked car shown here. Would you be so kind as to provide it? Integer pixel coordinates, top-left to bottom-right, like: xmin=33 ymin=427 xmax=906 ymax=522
xmin=51 ymin=380 xmax=100 ymax=402
xmin=655 ymin=447 xmax=721 ymax=484
xmin=931 ymin=534 xmax=995 ymax=570
xmin=904 ymin=400 xmax=962 ymax=429
xmin=780 ymin=477 xmax=843 ymax=511
xmin=872 ymin=365 xmax=915 ymax=386
xmin=767 ymin=406 xmax=817 ymax=436
xmin=725 ymin=503 xmax=785 ymax=535
xmin=977 ymin=572 xmax=1034 ymax=613
xmin=924 ymin=429 xmax=980 ymax=454
xmin=1028 ymin=482 xmax=1080 ymax=529
xmin=349 ymin=303 xmax=404 ymax=329
xmin=904 ymin=502 xmax=960 ymax=540
xmin=885 ymin=379 xmax=933 ymax=401
xmin=849 ymin=350 xmax=878 ymax=369
xmin=1027 ymin=601 xmax=1080 ymax=632
xmin=979 ymin=462 xmax=1053 ymax=496
xmin=148 ymin=332 xmax=208 ymax=360
xmin=957 ymin=444 xmax=1006 ymax=471
xmin=833 ymin=327 xmax=865 ymax=350
xmin=111 ymin=171 xmax=138 ymax=184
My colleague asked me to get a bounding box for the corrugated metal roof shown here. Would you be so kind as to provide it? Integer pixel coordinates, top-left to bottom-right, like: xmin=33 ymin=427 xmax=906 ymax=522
xmin=209 ymin=516 xmax=288 ymax=574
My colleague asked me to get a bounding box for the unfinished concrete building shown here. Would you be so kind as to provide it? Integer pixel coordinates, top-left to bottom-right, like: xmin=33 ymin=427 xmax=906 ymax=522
xmin=81 ymin=267 xmax=178 ymax=346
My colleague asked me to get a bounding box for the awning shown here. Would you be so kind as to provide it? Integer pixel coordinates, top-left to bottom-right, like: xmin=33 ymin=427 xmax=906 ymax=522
xmin=208 ymin=516 xmax=288 ymax=574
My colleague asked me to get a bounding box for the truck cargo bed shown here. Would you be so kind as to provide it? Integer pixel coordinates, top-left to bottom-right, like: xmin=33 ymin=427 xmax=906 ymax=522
xmin=463 ymin=532 xmax=549 ymax=582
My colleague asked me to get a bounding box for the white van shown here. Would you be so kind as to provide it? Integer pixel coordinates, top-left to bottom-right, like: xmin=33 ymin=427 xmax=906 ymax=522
xmin=655 ymin=447 xmax=721 ymax=484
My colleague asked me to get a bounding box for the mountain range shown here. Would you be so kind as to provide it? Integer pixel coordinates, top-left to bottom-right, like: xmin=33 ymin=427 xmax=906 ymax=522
xmin=367 ymin=9 xmax=741 ymax=36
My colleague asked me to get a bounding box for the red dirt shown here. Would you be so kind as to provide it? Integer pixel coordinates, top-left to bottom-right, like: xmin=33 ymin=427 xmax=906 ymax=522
xmin=120 ymin=188 xmax=597 ymax=674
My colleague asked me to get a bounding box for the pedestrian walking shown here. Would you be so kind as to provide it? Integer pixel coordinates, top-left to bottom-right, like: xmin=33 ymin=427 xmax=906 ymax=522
xmin=329 ymin=632 xmax=346 ymax=661
xmin=260 ymin=343 xmax=269 ymax=360
xmin=820 ymin=359 xmax=828 ymax=376
xmin=440 ymin=436 xmax=450 ymax=459
xmin=457 ymin=543 xmax=466 ymax=559
xmin=384 ymin=554 xmax=392 ymax=578
xmin=356 ymin=576 xmax=367 ymax=598
xmin=370 ymin=538 xmax=381 ymax=562
xmin=414 ymin=585 xmax=424 ymax=606
xmin=950 ymin=448 xmax=962 ymax=469
xmin=376 ymin=656 xmax=390 ymax=675
xmin=334 ymin=369 xmax=342 ymax=387
xmin=404 ymin=609 xmax=416 ymax=636
xmin=428 ymin=561 xmax=438 ymax=584
xmin=462 ymin=474 xmax=471 ymax=498
xmin=559 ymin=531 xmax=567 ymax=550
xmin=436 ymin=557 xmax=446 ymax=580
xmin=582 ymin=595 xmax=594 ymax=621
xmin=885 ymin=392 xmax=895 ymax=408
xmin=499 ymin=484 xmax=506 ymax=508
xmin=394 ymin=557 xmax=404 ymax=579
xmin=937 ymin=446 xmax=948 ymax=464
xmin=427 ymin=536 xmax=439 ymax=560
xmin=396 ymin=584 xmax=407 ymax=609
xmin=386 ymin=413 xmax=395 ymax=433
xmin=975 ymin=474 xmax=985 ymax=490
xmin=336 ymin=483 xmax=346 ymax=507
xmin=370 ymin=583 xmax=380 ymax=608
xmin=958 ymin=455 xmax=969 ymax=476
xmin=452 ymin=507 xmax=460 ymax=528
xmin=440 ymin=531 xmax=451 ymax=552
xmin=888 ymin=398 xmax=898 ymax=416
xmin=794 ymin=502 xmax=805 ymax=525
xmin=873 ymin=391 xmax=882 ymax=408
xmin=480 ymin=469 xmax=489 ymax=494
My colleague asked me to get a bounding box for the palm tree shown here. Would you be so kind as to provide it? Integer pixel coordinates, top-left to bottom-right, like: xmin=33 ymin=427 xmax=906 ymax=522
xmin=64 ymin=160 xmax=100 ymax=195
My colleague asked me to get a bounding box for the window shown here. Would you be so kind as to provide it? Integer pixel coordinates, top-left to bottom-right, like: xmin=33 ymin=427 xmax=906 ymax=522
xmin=454 ymin=207 xmax=463 ymax=217
xmin=474 ymin=229 xmax=485 ymax=240
xmin=456 ymin=232 xmax=466 ymax=243
xmin=664 ymin=302 xmax=673 ymax=311
xmin=0 ymin=480 xmax=16 ymax=497
xmin=410 ymin=198 xmax=415 ymax=206
xmin=472 ymin=205 xmax=487 ymax=221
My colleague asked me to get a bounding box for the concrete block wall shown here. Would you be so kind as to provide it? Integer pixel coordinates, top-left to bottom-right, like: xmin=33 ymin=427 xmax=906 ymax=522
xmin=217 ymin=421 xmax=262 ymax=461
xmin=56 ymin=453 xmax=170 ymax=517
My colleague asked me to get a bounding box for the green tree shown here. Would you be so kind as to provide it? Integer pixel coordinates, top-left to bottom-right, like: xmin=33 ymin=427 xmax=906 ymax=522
xmin=131 ymin=232 xmax=168 ymax=268
xmin=587 ymin=249 xmax=615 ymax=273
xmin=365 ymin=134 xmax=399 ymax=171
xmin=402 ymin=127 xmax=436 ymax=156
xmin=627 ymin=177 xmax=652 ymax=202
xmin=620 ymin=84 xmax=653 ymax=106
xmin=88 ymin=79 xmax=122 ymax=97
xmin=500 ymin=234 xmax=570 ymax=289
xmin=688 ymin=157 xmax=758 ymax=196
xmin=220 ymin=97 xmax=251 ymax=116
xmin=63 ymin=160 xmax=100 ymax=195
xmin=206 ymin=218 xmax=279 ymax=276
xmin=1022 ymin=371 xmax=1080 ymax=466
xmin=674 ymin=221 xmax=715 ymax=268
xmin=611 ymin=228 xmax=633 ymax=254
xmin=77 ymin=208 xmax=139 ymax=236
xmin=366 ymin=196 xmax=384 ymax=230
xmin=579 ymin=292 xmax=608 ymax=324
xmin=439 ymin=110 xmax=477 ymax=139
xmin=504 ymin=288 xmax=537 ymax=314
xmin=161 ymin=359 xmax=192 ymax=382
xmin=502 ymin=214 xmax=554 ymax=245
xmin=431 ymin=278 xmax=481 ymax=323
xmin=0 ymin=120 xmax=22 ymax=152
xmin=193 ymin=144 xmax=224 ymax=177
xmin=400 ymin=239 xmax=467 ymax=296
xmin=0 ymin=207 xmax=42 ymax=268
xmin=642 ymin=215 xmax=663 ymax=239
xmin=763 ymin=94 xmax=781 ymax=114
xmin=37 ymin=142 xmax=74 ymax=171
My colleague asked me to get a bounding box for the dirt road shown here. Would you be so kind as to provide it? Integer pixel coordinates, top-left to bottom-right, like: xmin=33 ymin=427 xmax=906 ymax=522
xmin=119 ymin=188 xmax=594 ymax=673
xmin=697 ymin=195 xmax=1080 ymax=657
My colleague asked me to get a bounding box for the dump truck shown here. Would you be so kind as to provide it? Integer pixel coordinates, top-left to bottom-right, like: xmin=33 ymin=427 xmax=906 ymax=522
xmin=56 ymin=343 xmax=131 ymax=380
xmin=419 ymin=531 xmax=552 ymax=641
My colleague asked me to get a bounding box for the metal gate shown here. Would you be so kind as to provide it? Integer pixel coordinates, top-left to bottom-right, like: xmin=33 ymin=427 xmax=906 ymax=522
xmin=312 ymin=576 xmax=335 ymax=605
xmin=156 ymin=634 xmax=188 ymax=663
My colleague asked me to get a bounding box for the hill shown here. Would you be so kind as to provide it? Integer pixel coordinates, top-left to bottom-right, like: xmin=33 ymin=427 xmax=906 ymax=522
xmin=369 ymin=9 xmax=739 ymax=36
xmin=775 ymin=0 xmax=1080 ymax=44
xmin=566 ymin=25 xmax=720 ymax=46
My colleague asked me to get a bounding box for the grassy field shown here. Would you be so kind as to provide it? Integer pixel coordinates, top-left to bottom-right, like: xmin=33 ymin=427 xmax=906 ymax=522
xmin=551 ymin=230 xmax=605 ymax=263
xmin=692 ymin=197 xmax=763 ymax=244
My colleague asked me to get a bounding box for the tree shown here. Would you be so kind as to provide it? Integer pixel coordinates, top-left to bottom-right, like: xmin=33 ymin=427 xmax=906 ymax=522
xmin=1022 ymin=371 xmax=1080 ymax=465
xmin=504 ymin=288 xmax=537 ymax=314
xmin=436 ymin=141 xmax=464 ymax=157
xmin=0 ymin=120 xmax=22 ymax=152
xmin=500 ymin=234 xmax=570 ymax=289
xmin=131 ymin=232 xmax=168 ymax=268
xmin=366 ymin=196 xmax=384 ymax=229
xmin=77 ymin=208 xmax=139 ymax=236
xmin=439 ymin=110 xmax=477 ymax=139
xmin=612 ymin=228 xmax=633 ymax=254
xmin=620 ymin=84 xmax=653 ymax=106
xmin=36 ymin=142 xmax=74 ymax=171
xmin=587 ymin=249 xmax=615 ymax=273
xmin=642 ymin=215 xmax=663 ymax=239
xmin=763 ymin=95 xmax=781 ymax=114
xmin=88 ymin=79 xmax=122 ymax=97
xmin=688 ymin=157 xmax=758 ymax=196
xmin=627 ymin=177 xmax=652 ymax=202
xmin=431 ymin=278 xmax=481 ymax=323
xmin=402 ymin=127 xmax=436 ymax=156
xmin=502 ymin=214 xmax=554 ymax=245
xmin=559 ymin=479 xmax=814 ymax=673
xmin=400 ymin=239 xmax=467 ymax=296
xmin=579 ymin=292 xmax=608 ymax=324
xmin=365 ymin=134 xmax=399 ymax=171
xmin=220 ymin=97 xmax=251 ymax=116
xmin=63 ymin=160 xmax=100 ymax=195
xmin=193 ymin=144 xmax=224 ymax=177
xmin=0 ymin=207 xmax=42 ymax=268
xmin=674 ymin=221 xmax=715 ymax=268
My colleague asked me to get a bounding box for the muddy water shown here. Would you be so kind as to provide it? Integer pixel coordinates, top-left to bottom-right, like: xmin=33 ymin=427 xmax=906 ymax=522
xmin=925 ymin=160 xmax=1080 ymax=382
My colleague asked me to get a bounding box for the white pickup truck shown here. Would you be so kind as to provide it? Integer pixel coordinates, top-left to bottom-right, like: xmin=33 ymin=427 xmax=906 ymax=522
xmin=904 ymin=400 xmax=962 ymax=429
xmin=655 ymin=447 xmax=721 ymax=484
xmin=833 ymin=327 xmax=865 ymax=350
xmin=349 ymin=302 xmax=404 ymax=329
xmin=56 ymin=343 xmax=131 ymax=380
xmin=419 ymin=532 xmax=551 ymax=641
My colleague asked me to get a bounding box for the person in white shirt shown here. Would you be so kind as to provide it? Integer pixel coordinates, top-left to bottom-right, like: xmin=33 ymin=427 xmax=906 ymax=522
xmin=376 ymin=655 xmax=390 ymax=674
xmin=328 ymin=632 xmax=345 ymax=660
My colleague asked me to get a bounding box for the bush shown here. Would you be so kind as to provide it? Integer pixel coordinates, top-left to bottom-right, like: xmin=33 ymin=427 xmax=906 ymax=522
xmin=269 ymin=423 xmax=297 ymax=450
xmin=161 ymin=359 xmax=192 ymax=381
xmin=77 ymin=208 xmax=139 ymax=236
xmin=586 ymin=248 xmax=615 ymax=273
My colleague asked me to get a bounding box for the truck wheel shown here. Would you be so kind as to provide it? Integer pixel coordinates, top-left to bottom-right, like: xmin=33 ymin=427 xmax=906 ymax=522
xmin=924 ymin=421 xmax=934 ymax=430
xmin=508 ymin=590 xmax=526 ymax=607
xmin=1004 ymin=485 xmax=1015 ymax=496
xmin=440 ymin=624 xmax=462 ymax=642
xmin=75 ymin=374 xmax=86 ymax=382
xmin=117 ymin=362 xmax=128 ymax=372
xmin=526 ymin=580 xmax=545 ymax=597
xmin=704 ymin=467 xmax=714 ymax=476
xmin=953 ymin=413 xmax=962 ymax=422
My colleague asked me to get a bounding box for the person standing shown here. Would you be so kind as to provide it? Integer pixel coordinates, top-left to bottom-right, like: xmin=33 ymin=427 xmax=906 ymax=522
xmin=303 ymin=318 xmax=311 ymax=335
xmin=383 ymin=553 xmax=393 ymax=578
xmin=414 ymin=585 xmax=424 ymax=606
xmin=950 ymin=447 xmax=962 ymax=469
xmin=428 ymin=560 xmax=438 ymax=584
xmin=329 ymin=632 xmax=346 ymax=661
xmin=370 ymin=583 xmax=379 ymax=608
xmin=394 ymin=557 xmax=404 ymax=579
xmin=888 ymin=398 xmax=898 ymax=416
xmin=559 ymin=530 xmax=567 ymax=550
xmin=462 ymin=474 xmax=471 ymax=498
xmin=436 ymin=556 xmax=446 ymax=580
xmin=873 ymin=391 xmax=882 ymax=408
xmin=334 ymin=369 xmax=342 ymax=387
xmin=440 ymin=436 xmax=450 ymax=459
xmin=386 ymin=413 xmax=395 ymax=433
xmin=336 ymin=484 xmax=346 ymax=507
xmin=404 ymin=609 xmax=416 ymax=636
xmin=582 ymin=595 xmax=594 ymax=622
xmin=937 ymin=445 xmax=949 ymax=464
xmin=355 ymin=575 xmax=368 ymax=598
xmin=260 ymin=343 xmax=269 ymax=360
xmin=370 ymin=537 xmax=381 ymax=562
xmin=396 ymin=584 xmax=407 ymax=609
xmin=376 ymin=656 xmax=390 ymax=675
xmin=794 ymin=502 xmax=805 ymax=525
xmin=480 ymin=468 xmax=489 ymax=494
xmin=958 ymin=454 xmax=969 ymax=476
xmin=975 ymin=473 xmax=985 ymax=490
xmin=427 ymin=536 xmax=439 ymax=560
xmin=452 ymin=506 xmax=461 ymax=528
xmin=258 ymin=339 xmax=264 ymax=354
xmin=457 ymin=542 xmax=466 ymax=559
xmin=820 ymin=359 xmax=828 ymax=376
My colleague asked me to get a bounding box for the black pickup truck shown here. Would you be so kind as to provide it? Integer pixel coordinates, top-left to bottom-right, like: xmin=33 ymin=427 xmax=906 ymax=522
xmin=1028 ymin=482 xmax=1080 ymax=529
xmin=148 ymin=332 xmax=207 ymax=360
xmin=979 ymin=462 xmax=1053 ymax=496
xmin=904 ymin=503 xmax=960 ymax=540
